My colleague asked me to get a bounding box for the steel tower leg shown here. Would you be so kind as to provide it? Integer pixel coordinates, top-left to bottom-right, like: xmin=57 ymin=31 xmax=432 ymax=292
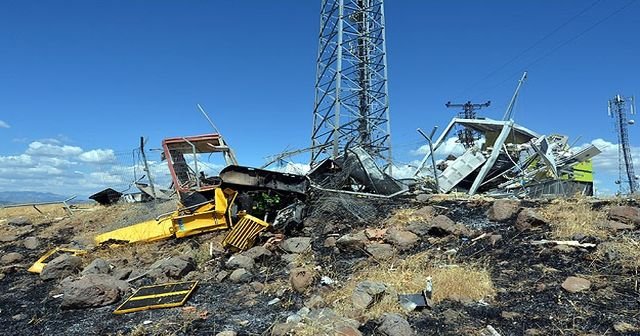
xmin=311 ymin=0 xmax=392 ymax=169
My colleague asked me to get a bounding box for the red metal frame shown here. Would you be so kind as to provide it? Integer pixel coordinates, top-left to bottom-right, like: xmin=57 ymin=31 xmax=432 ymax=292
xmin=162 ymin=134 xmax=224 ymax=194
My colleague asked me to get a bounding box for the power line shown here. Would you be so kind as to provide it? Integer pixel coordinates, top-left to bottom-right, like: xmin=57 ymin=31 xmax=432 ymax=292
xmin=459 ymin=0 xmax=604 ymax=96
xmin=473 ymin=0 xmax=637 ymax=97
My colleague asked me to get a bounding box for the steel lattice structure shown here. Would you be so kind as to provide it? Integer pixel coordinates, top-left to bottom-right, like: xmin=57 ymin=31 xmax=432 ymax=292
xmin=608 ymin=94 xmax=638 ymax=194
xmin=311 ymin=0 xmax=392 ymax=169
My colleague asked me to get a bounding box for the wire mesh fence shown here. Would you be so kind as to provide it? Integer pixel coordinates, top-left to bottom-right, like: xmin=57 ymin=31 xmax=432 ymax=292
xmin=89 ymin=149 xmax=173 ymax=195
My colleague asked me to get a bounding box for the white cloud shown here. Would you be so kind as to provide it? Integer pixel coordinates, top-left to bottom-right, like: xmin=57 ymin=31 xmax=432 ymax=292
xmin=26 ymin=141 xmax=83 ymax=157
xmin=0 ymin=154 xmax=34 ymax=168
xmin=411 ymin=136 xmax=472 ymax=158
xmin=576 ymin=138 xmax=640 ymax=176
xmin=79 ymin=149 xmax=116 ymax=164
xmin=0 ymin=120 xmax=9 ymax=128
xmin=272 ymin=162 xmax=310 ymax=175
xmin=0 ymin=141 xmax=161 ymax=197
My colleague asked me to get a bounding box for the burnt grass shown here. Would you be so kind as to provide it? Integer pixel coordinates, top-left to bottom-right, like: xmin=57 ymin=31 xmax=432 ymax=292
xmin=1 ymin=198 xmax=640 ymax=335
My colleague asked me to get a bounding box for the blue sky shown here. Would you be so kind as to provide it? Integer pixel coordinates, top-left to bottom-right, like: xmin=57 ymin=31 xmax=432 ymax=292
xmin=1 ymin=1 xmax=639 ymax=197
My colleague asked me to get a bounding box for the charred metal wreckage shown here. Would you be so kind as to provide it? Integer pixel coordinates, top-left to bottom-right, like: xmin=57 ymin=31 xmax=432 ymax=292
xmin=413 ymin=117 xmax=600 ymax=198
xmin=94 ymin=131 xmax=408 ymax=251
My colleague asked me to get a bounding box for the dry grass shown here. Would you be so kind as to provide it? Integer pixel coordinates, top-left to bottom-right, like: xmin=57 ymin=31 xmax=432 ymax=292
xmin=262 ymin=278 xmax=289 ymax=295
xmin=0 ymin=203 xmax=71 ymax=224
xmin=596 ymin=236 xmax=640 ymax=270
xmin=384 ymin=208 xmax=434 ymax=227
xmin=539 ymin=199 xmax=608 ymax=239
xmin=324 ymin=253 xmax=495 ymax=320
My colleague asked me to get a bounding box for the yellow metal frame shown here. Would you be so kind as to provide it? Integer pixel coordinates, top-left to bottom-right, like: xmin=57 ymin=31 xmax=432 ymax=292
xmin=113 ymin=281 xmax=198 ymax=314
xmin=222 ymin=214 xmax=270 ymax=251
xmin=27 ymin=247 xmax=87 ymax=274
xmin=95 ymin=188 xmax=235 ymax=245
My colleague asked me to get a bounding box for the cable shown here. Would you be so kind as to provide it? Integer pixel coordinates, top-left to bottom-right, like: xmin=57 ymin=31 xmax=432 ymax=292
xmin=473 ymin=0 xmax=637 ymax=99
xmin=521 ymin=0 xmax=636 ymax=71
xmin=459 ymin=0 xmax=604 ymax=96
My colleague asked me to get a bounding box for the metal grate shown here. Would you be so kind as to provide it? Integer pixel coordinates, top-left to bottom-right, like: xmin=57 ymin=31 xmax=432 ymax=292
xmin=222 ymin=215 xmax=270 ymax=251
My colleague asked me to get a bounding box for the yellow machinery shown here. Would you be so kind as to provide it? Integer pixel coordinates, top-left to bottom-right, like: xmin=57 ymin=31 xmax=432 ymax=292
xmin=94 ymin=187 xmax=271 ymax=251
xmin=95 ymin=133 xmax=306 ymax=249
xmin=28 ymin=247 xmax=87 ymax=273
xmin=95 ymin=188 xmax=233 ymax=245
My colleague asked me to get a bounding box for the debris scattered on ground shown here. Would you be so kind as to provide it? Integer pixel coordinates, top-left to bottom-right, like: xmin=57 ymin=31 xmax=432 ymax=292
xmin=2 ymin=186 xmax=640 ymax=335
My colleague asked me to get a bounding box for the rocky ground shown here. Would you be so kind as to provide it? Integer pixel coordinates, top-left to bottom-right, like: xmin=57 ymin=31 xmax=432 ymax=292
xmin=1 ymin=194 xmax=640 ymax=336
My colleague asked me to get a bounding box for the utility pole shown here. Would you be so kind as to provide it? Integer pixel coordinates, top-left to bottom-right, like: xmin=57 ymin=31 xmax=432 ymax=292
xmin=608 ymin=95 xmax=638 ymax=194
xmin=445 ymin=100 xmax=490 ymax=148
xmin=311 ymin=0 xmax=392 ymax=170
xmin=139 ymin=136 xmax=157 ymax=199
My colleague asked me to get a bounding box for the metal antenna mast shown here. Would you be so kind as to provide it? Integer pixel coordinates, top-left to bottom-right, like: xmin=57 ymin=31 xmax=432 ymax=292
xmin=608 ymin=94 xmax=638 ymax=194
xmin=311 ymin=0 xmax=392 ymax=169
xmin=445 ymin=100 xmax=491 ymax=148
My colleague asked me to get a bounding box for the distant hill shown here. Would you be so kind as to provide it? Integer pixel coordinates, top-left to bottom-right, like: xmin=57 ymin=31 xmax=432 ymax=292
xmin=0 ymin=191 xmax=75 ymax=205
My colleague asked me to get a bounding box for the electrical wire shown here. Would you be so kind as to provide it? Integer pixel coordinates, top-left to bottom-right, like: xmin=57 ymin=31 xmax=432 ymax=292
xmin=468 ymin=0 xmax=637 ymax=97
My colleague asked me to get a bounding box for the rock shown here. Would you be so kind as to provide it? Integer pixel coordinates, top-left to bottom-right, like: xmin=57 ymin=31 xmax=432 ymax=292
xmin=323 ymin=237 xmax=337 ymax=247
xmin=250 ymin=281 xmax=265 ymax=293
xmin=290 ymin=267 xmax=315 ymax=293
xmin=608 ymin=205 xmax=640 ymax=225
xmin=415 ymin=193 xmax=430 ymax=202
xmin=61 ymin=274 xmax=130 ymax=309
xmin=430 ymin=215 xmax=474 ymax=236
xmin=352 ymin=281 xmax=386 ymax=310
xmin=613 ymin=322 xmax=638 ymax=333
xmin=561 ymin=276 xmax=591 ymax=293
xmin=365 ymin=243 xmax=395 ymax=260
xmin=271 ymin=322 xmax=295 ymax=336
xmin=554 ymin=244 xmax=575 ymax=253
xmin=82 ymin=258 xmax=110 ymax=275
xmin=442 ymin=309 xmax=461 ymax=324
xmin=430 ymin=215 xmax=457 ymax=232
xmin=286 ymin=313 xmax=302 ymax=324
xmin=415 ymin=205 xmax=435 ymax=217
xmin=599 ymin=220 xmax=634 ymax=231
xmin=405 ymin=221 xmax=431 ymax=237
xmin=215 ymin=331 xmax=238 ymax=336
xmin=335 ymin=325 xmax=362 ymax=336
xmin=215 ymin=270 xmax=229 ymax=282
xmin=378 ymin=313 xmax=415 ymax=336
xmin=364 ymin=228 xmax=387 ymax=240
xmin=113 ymin=268 xmax=133 ymax=280
xmin=242 ymin=246 xmax=272 ymax=261
xmin=515 ymin=208 xmax=546 ymax=231
xmin=384 ymin=228 xmax=419 ymax=251
xmin=148 ymin=255 xmax=195 ymax=281
xmin=306 ymin=308 xmax=360 ymax=330
xmin=226 ymin=255 xmax=256 ymax=270
xmin=1 ymin=252 xmax=24 ymax=265
xmin=0 ymin=234 xmax=18 ymax=242
xmin=489 ymin=234 xmax=502 ymax=245
xmin=229 ymin=268 xmax=252 ymax=283
xmin=501 ymin=311 xmax=521 ymax=319
xmin=23 ymin=236 xmax=40 ymax=250
xmin=281 ymin=253 xmax=298 ymax=263
xmin=486 ymin=199 xmax=520 ymax=222
xmin=304 ymin=295 xmax=326 ymax=309
xmin=40 ymin=254 xmax=82 ymax=281
xmin=336 ymin=231 xmax=369 ymax=251
xmin=12 ymin=313 xmax=28 ymax=321
xmin=8 ymin=217 xmax=32 ymax=226
xmin=281 ymin=237 xmax=312 ymax=253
